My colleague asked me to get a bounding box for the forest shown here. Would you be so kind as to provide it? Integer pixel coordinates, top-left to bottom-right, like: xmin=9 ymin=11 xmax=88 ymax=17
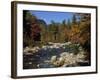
xmin=23 ymin=10 xmax=91 ymax=69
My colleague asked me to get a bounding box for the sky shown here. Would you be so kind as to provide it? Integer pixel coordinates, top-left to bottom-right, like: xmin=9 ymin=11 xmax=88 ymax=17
xmin=29 ymin=10 xmax=75 ymax=24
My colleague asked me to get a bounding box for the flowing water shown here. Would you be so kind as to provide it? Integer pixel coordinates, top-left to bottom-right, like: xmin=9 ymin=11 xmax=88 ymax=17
xmin=23 ymin=47 xmax=70 ymax=69
xmin=23 ymin=43 xmax=89 ymax=69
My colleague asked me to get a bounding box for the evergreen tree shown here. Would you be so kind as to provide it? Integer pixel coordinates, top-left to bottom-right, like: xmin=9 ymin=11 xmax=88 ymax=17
xmin=72 ymin=14 xmax=77 ymax=24
xmin=67 ymin=19 xmax=71 ymax=29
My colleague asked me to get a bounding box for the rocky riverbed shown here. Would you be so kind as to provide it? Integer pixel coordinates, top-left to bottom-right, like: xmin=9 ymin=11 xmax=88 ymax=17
xmin=23 ymin=42 xmax=90 ymax=69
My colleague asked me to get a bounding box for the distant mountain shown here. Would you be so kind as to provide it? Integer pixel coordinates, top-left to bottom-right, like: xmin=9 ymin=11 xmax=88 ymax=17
xmin=37 ymin=19 xmax=47 ymax=27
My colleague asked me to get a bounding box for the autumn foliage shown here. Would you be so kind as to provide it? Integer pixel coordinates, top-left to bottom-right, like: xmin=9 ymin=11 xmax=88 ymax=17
xmin=23 ymin=10 xmax=91 ymax=52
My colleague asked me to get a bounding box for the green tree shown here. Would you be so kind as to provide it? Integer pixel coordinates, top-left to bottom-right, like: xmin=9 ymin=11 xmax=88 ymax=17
xmin=72 ymin=14 xmax=77 ymax=24
xmin=67 ymin=19 xmax=71 ymax=29
xmin=50 ymin=21 xmax=59 ymax=41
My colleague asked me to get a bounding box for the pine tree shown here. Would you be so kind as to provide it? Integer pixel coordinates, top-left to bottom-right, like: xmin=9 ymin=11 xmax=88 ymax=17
xmin=67 ymin=19 xmax=71 ymax=29
xmin=72 ymin=14 xmax=77 ymax=24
